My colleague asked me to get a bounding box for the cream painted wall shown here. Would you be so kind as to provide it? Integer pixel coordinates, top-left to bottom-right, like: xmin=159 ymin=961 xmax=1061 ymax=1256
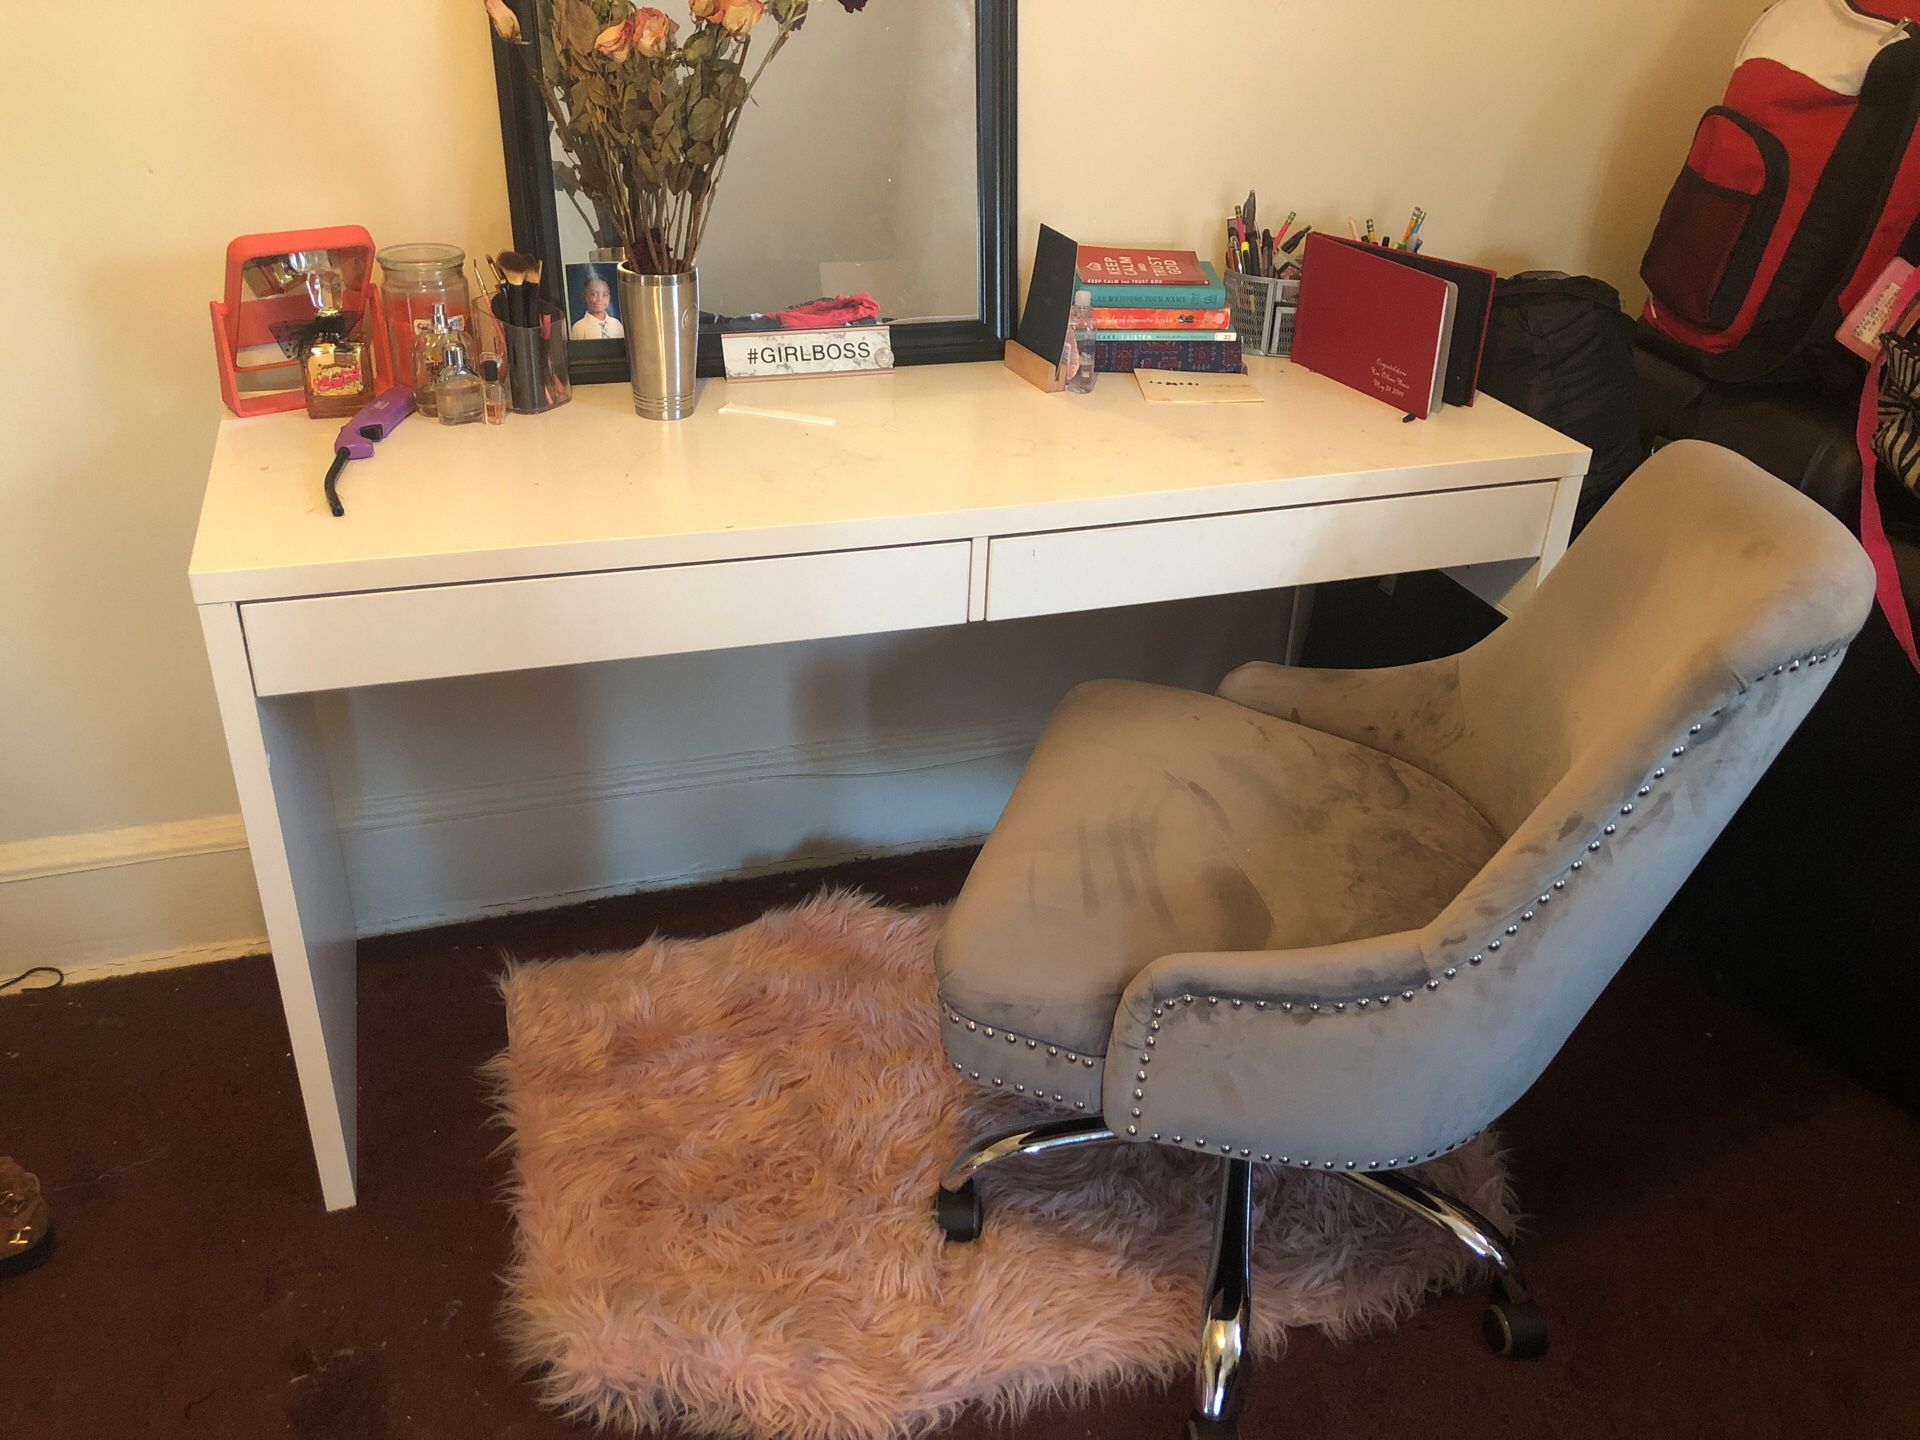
xmin=1 ymin=0 xmax=1767 ymax=981
xmin=1019 ymin=0 xmax=1766 ymax=312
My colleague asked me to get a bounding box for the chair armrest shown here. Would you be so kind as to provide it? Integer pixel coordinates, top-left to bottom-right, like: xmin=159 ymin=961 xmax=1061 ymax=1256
xmin=1216 ymin=657 xmax=1463 ymax=773
xmin=1115 ymin=935 xmax=1432 ymax=1023
xmin=1103 ymin=935 xmax=1502 ymax=1168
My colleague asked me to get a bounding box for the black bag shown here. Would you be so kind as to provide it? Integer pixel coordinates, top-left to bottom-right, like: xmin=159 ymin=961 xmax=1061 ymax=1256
xmin=1477 ymin=273 xmax=1647 ymax=533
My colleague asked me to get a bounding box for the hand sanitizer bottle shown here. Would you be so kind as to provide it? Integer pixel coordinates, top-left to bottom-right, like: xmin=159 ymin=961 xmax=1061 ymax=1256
xmin=1065 ymin=289 xmax=1096 ymax=393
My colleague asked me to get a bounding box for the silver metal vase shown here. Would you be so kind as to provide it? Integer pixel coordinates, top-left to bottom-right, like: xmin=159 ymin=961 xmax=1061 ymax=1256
xmin=619 ymin=265 xmax=699 ymax=420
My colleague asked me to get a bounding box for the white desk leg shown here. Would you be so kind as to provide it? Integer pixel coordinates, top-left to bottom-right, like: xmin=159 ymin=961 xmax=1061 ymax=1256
xmin=199 ymin=603 xmax=359 ymax=1210
xmin=1445 ymin=472 xmax=1586 ymax=617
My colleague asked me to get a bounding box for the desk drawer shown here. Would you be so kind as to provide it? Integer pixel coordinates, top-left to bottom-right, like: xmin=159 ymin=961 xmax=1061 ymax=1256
xmin=984 ymin=482 xmax=1557 ymax=621
xmin=242 ymin=542 xmax=972 ymax=696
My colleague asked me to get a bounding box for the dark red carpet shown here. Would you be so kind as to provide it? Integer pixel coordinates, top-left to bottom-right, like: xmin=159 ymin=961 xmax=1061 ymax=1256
xmin=4 ymin=849 xmax=1913 ymax=1439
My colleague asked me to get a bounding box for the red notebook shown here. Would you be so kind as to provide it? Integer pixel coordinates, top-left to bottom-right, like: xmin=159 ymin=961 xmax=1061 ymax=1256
xmin=1290 ymin=233 xmax=1461 ymax=419
xmin=1077 ymin=246 xmax=1210 ymax=287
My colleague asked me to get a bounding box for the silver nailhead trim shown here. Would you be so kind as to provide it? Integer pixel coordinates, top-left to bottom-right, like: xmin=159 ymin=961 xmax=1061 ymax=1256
xmin=939 ymin=1004 xmax=1107 ymax=1108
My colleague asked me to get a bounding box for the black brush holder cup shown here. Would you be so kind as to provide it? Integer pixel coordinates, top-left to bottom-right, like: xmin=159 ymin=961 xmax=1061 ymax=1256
xmin=503 ymin=311 xmax=570 ymax=414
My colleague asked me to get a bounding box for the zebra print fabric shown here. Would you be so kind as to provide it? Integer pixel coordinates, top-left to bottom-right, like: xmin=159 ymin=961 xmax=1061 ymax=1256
xmin=1874 ymin=329 xmax=1920 ymax=498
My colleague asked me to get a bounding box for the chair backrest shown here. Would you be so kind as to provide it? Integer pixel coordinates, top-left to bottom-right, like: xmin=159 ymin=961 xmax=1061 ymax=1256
xmin=1397 ymin=441 xmax=1875 ymax=1136
xmin=1438 ymin=439 xmax=1874 ymax=839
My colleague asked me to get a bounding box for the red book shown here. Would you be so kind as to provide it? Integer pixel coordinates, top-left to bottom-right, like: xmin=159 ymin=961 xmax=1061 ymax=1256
xmin=1290 ymin=234 xmax=1461 ymax=419
xmin=1090 ymin=306 xmax=1232 ymax=330
xmin=1077 ymin=246 xmax=1209 ymax=287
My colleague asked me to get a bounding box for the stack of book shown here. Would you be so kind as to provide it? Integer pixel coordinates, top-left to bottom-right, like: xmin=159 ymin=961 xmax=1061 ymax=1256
xmin=1078 ymin=246 xmax=1242 ymax=373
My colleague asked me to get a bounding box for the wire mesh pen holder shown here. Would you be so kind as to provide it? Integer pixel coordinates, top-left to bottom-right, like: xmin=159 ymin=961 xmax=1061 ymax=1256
xmin=495 ymin=310 xmax=571 ymax=414
xmin=1224 ymin=271 xmax=1300 ymax=357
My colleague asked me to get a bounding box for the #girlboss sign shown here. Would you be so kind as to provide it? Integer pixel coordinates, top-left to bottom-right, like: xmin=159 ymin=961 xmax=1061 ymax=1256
xmin=721 ymin=327 xmax=895 ymax=380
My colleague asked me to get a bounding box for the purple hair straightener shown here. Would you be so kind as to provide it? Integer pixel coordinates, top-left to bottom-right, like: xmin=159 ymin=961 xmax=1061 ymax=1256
xmin=324 ymin=387 xmax=417 ymax=517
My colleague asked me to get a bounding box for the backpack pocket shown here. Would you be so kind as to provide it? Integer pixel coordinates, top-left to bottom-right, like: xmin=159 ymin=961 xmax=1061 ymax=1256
xmin=1642 ymin=109 xmax=1789 ymax=332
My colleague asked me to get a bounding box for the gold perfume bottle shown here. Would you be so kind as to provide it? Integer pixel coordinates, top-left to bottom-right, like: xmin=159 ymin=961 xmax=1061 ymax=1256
xmin=299 ymin=269 xmax=376 ymax=420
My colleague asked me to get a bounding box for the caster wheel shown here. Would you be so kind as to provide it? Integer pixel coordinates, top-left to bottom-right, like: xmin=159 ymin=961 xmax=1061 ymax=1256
xmin=1483 ymin=1296 xmax=1548 ymax=1359
xmin=934 ymin=1181 xmax=981 ymax=1243
xmin=0 ymin=1226 xmax=55 ymax=1280
xmin=1186 ymin=1415 xmax=1239 ymax=1440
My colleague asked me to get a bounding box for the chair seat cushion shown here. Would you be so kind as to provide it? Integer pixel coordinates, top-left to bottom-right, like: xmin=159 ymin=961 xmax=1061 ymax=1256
xmin=937 ymin=680 xmax=1504 ymax=1058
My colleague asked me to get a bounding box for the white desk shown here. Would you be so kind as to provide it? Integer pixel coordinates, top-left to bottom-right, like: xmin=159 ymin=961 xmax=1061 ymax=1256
xmin=190 ymin=358 xmax=1589 ymax=1208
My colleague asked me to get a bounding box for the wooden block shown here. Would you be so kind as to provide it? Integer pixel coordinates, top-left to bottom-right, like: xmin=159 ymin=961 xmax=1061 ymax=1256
xmin=1003 ymin=340 xmax=1067 ymax=393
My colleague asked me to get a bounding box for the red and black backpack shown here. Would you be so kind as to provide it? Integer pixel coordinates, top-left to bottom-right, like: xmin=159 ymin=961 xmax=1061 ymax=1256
xmin=1640 ymin=0 xmax=1920 ymax=385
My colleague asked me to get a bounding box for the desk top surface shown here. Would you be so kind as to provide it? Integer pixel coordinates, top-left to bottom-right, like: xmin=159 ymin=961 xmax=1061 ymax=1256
xmin=190 ymin=357 xmax=1589 ymax=605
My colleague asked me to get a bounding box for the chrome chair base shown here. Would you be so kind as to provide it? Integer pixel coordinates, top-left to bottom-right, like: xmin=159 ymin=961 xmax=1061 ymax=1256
xmin=934 ymin=1121 xmax=1547 ymax=1439
xmin=1194 ymin=1158 xmax=1252 ymax=1430
xmin=933 ymin=1116 xmax=1119 ymax=1244
xmin=1342 ymin=1168 xmax=1549 ymax=1360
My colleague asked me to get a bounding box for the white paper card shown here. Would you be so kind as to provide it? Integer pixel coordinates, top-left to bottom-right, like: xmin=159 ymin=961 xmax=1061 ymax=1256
xmin=1134 ymin=369 xmax=1264 ymax=404
xmin=722 ymin=327 xmax=894 ymax=380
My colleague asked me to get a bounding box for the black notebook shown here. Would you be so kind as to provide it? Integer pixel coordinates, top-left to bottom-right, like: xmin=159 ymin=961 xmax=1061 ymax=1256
xmin=1359 ymin=247 xmax=1498 ymax=407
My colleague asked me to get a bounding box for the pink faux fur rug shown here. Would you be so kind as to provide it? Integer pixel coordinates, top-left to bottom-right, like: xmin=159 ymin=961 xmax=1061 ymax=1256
xmin=489 ymin=892 xmax=1515 ymax=1440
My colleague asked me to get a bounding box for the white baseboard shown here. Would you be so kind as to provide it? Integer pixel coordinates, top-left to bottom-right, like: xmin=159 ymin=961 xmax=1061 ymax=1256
xmin=0 ymin=718 xmax=1036 ymax=989
xmin=52 ymin=935 xmax=273 ymax=987
xmin=0 ymin=814 xmax=250 ymax=884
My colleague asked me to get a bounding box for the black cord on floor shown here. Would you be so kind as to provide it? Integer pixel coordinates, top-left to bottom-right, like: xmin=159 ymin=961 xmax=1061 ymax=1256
xmin=0 ymin=966 xmax=64 ymax=994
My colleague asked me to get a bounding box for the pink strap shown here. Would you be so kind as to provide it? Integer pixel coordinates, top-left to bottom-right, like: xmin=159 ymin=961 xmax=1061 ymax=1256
xmin=1854 ymin=268 xmax=1920 ymax=671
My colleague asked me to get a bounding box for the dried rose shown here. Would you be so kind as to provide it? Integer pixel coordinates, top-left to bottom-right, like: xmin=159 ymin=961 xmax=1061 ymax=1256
xmin=631 ymin=6 xmax=677 ymax=55
xmin=483 ymin=0 xmax=524 ymax=42
xmin=689 ymin=0 xmax=724 ymax=20
xmin=595 ymin=17 xmax=634 ymax=60
xmin=718 ymin=0 xmax=765 ymax=35
xmin=835 ymin=0 xmax=867 ymax=9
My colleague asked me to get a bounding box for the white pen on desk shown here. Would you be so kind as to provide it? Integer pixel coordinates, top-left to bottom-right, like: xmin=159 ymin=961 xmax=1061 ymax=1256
xmin=718 ymin=403 xmax=839 ymax=427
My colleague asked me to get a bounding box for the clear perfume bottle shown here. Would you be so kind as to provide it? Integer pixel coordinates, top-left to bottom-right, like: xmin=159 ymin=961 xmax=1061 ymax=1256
xmin=480 ymin=354 xmax=507 ymax=425
xmin=413 ymin=302 xmax=473 ymax=417
xmin=299 ymin=268 xmax=377 ymax=419
xmin=1065 ymin=288 xmax=1097 ymax=393
xmin=434 ymin=343 xmax=485 ymax=426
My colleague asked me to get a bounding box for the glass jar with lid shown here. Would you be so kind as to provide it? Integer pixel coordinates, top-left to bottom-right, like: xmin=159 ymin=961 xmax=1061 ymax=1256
xmin=377 ymin=243 xmax=472 ymax=403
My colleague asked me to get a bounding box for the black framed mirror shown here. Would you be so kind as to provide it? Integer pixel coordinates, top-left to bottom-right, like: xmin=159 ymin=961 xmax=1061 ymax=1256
xmin=489 ymin=0 xmax=1017 ymax=384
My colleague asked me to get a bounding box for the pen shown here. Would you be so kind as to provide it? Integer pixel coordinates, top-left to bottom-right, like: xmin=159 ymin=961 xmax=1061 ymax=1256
xmin=1280 ymin=224 xmax=1312 ymax=255
xmin=1260 ymin=228 xmax=1274 ymax=277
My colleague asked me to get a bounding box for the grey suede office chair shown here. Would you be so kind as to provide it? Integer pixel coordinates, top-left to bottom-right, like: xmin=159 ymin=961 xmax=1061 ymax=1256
xmin=931 ymin=441 xmax=1876 ymax=1438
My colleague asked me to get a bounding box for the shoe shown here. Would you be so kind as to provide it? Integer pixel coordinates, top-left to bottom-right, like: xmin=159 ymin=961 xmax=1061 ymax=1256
xmin=0 ymin=1157 xmax=52 ymax=1277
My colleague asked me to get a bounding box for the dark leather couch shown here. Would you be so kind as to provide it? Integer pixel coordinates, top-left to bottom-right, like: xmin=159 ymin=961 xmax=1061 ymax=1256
xmin=1637 ymin=343 xmax=1920 ymax=1115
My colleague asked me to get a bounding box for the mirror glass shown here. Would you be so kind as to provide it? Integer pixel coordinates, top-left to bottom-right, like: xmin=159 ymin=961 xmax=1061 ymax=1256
xmin=546 ymin=0 xmax=982 ymax=338
xmin=231 ymin=248 xmax=374 ymax=395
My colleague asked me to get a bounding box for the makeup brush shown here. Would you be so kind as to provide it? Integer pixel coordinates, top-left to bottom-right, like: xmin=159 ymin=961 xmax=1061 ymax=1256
xmin=499 ymin=250 xmax=534 ymax=326
xmin=473 ymin=258 xmax=500 ymax=324
xmin=482 ymin=254 xmax=508 ymax=321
